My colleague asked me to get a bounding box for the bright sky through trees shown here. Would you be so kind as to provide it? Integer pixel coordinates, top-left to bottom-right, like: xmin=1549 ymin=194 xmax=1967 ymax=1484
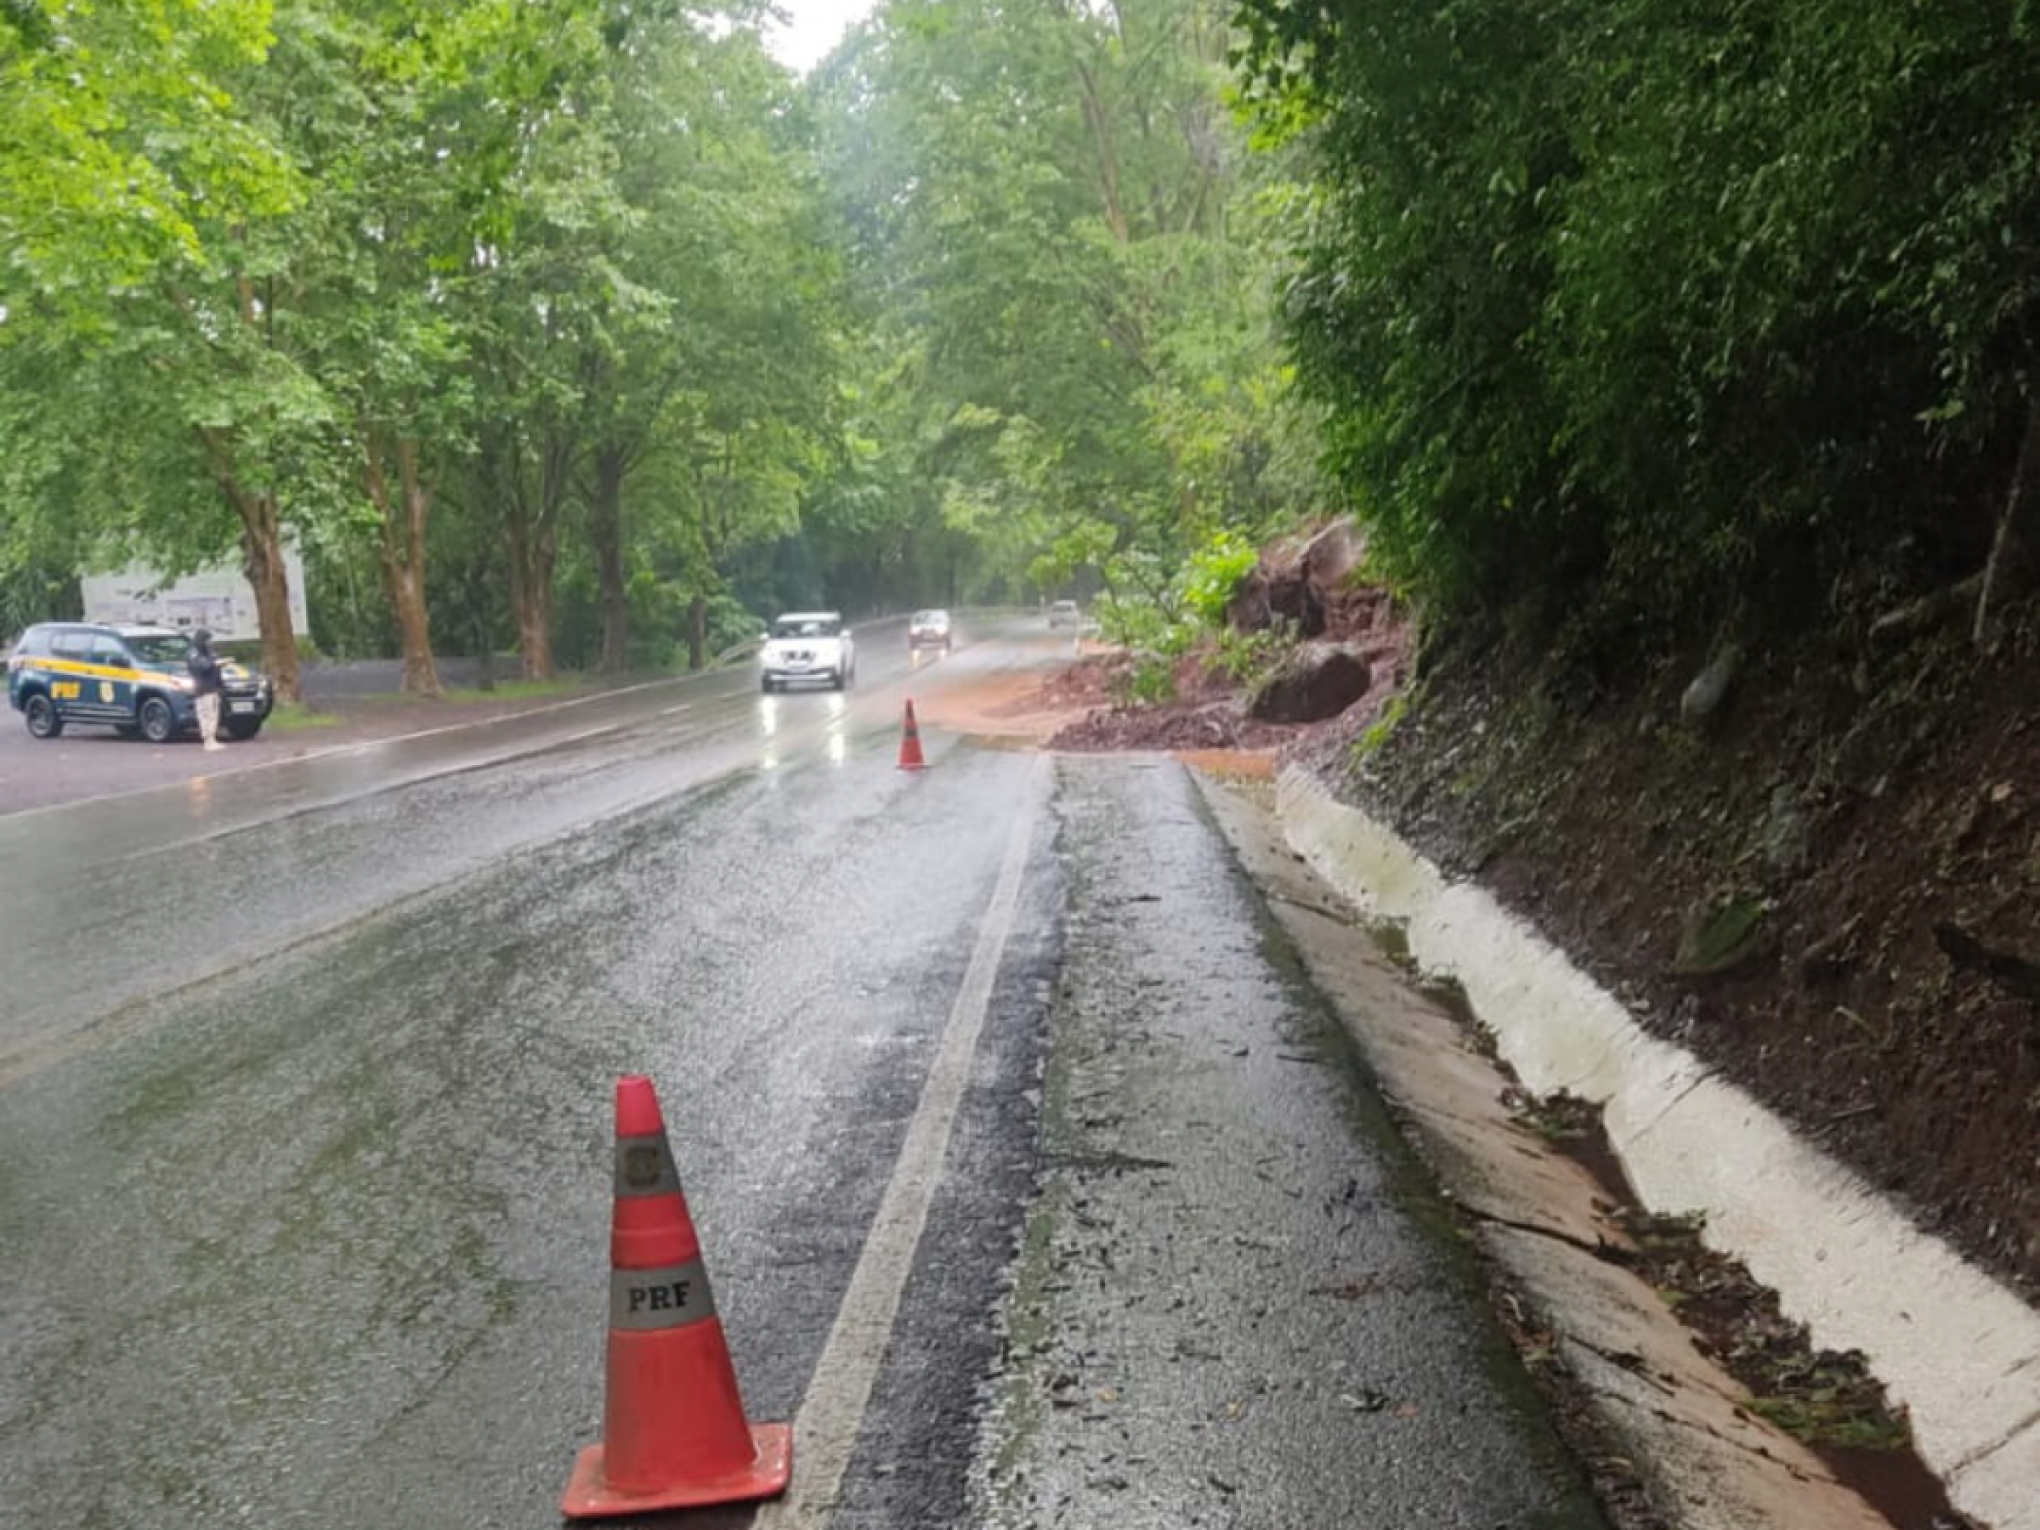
xmin=762 ymin=0 xmax=876 ymax=73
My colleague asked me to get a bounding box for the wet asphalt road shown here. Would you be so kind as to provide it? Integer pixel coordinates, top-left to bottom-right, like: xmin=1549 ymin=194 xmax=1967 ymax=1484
xmin=0 ymin=615 xmax=1602 ymax=1529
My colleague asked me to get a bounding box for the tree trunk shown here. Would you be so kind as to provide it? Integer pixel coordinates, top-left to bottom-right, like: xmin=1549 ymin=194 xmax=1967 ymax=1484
xmin=1974 ymin=397 xmax=2040 ymax=644
xmin=504 ymin=427 xmax=571 ymax=682
xmin=1074 ymin=58 xmax=1129 ymax=245
xmin=517 ymin=547 xmax=556 ymax=681
xmin=591 ymin=445 xmax=629 ymax=674
xmin=195 ymin=427 xmax=305 ymax=703
xmin=240 ymin=502 xmax=303 ymax=704
xmin=363 ymin=431 xmax=442 ymax=696
xmin=504 ymin=509 xmax=558 ymax=682
xmin=688 ymin=593 xmax=707 ymax=672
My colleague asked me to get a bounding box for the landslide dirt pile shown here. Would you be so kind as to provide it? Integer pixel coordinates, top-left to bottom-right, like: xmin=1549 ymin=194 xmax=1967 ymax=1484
xmin=1048 ymin=520 xmax=1416 ymax=754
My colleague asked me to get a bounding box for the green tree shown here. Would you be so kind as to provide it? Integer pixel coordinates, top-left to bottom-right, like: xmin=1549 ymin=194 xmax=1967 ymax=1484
xmin=602 ymin=20 xmax=844 ymax=666
xmin=1236 ymin=0 xmax=2040 ymax=644
xmin=2 ymin=0 xmax=325 ymax=694
xmin=0 ymin=0 xmax=292 ymax=291
xmin=811 ymin=0 xmax=1326 ymax=610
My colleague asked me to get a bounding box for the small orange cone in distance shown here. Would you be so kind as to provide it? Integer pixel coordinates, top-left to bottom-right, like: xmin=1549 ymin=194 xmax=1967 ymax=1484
xmin=898 ymin=698 xmax=928 ymax=771
xmin=561 ymin=1076 xmax=792 ymax=1519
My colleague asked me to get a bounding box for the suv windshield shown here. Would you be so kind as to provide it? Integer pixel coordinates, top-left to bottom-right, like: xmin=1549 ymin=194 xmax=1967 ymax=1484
xmin=125 ymin=634 xmax=192 ymax=664
xmin=772 ymin=618 xmax=840 ymax=639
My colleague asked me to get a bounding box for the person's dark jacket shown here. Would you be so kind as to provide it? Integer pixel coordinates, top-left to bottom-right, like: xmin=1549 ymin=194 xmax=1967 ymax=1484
xmin=187 ymin=645 xmax=224 ymax=697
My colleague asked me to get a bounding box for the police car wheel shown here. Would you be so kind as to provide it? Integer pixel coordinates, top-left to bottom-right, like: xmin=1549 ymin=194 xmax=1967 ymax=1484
xmin=137 ymin=696 xmax=177 ymax=744
xmin=223 ymin=720 xmax=262 ymax=741
xmin=23 ymin=694 xmax=62 ymax=739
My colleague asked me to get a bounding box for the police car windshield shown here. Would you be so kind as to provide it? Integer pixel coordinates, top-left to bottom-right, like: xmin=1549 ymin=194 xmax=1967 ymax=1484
xmin=125 ymin=634 xmax=192 ymax=663
xmin=772 ymin=618 xmax=839 ymax=639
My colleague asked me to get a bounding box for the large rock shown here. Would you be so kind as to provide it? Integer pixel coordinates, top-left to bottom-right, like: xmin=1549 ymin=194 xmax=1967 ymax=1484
xmin=1300 ymin=519 xmax=1360 ymax=590
xmin=1226 ymin=518 xmax=1363 ymax=639
xmin=1225 ymin=568 xmax=1276 ymax=632
xmin=1250 ymin=642 xmax=1373 ymax=723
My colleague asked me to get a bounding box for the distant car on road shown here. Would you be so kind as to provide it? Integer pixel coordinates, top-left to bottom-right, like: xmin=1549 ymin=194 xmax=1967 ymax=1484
xmin=760 ymin=611 xmax=855 ymax=692
xmin=908 ymin=609 xmax=953 ymax=651
xmin=7 ymin=622 xmax=275 ymax=742
xmin=1048 ymin=599 xmax=1082 ymax=629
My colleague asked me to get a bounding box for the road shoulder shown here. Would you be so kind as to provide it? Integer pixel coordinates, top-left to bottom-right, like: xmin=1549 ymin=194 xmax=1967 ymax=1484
xmin=968 ymin=754 xmax=1603 ymax=1528
xmin=1194 ymin=768 xmax=1897 ymax=1530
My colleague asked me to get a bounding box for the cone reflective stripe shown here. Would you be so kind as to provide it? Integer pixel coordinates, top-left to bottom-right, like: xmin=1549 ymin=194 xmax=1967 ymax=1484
xmin=897 ymin=698 xmax=928 ymax=771
xmin=562 ymin=1076 xmax=792 ymax=1518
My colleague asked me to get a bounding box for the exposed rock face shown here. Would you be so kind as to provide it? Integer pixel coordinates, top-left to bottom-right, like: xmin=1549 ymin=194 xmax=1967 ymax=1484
xmin=1301 ymin=518 xmax=1360 ymax=589
xmin=1250 ymin=642 xmax=1372 ymax=723
xmin=1228 ymin=519 xmax=1363 ymax=639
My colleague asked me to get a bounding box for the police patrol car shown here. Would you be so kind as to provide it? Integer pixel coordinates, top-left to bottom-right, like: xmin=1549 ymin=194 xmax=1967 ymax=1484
xmin=6 ymin=622 xmax=275 ymax=742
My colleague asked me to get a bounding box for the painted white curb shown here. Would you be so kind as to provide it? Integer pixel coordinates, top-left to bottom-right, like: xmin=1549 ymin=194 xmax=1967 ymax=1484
xmin=1278 ymin=767 xmax=2040 ymax=1530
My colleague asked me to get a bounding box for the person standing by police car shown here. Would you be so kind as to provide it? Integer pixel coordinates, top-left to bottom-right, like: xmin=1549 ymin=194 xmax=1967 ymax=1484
xmin=187 ymin=629 xmax=227 ymax=751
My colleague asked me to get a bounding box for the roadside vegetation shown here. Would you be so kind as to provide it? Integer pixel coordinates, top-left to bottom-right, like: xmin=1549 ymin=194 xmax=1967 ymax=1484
xmin=13 ymin=1 xmax=2028 ymax=694
xmin=1232 ymin=0 xmax=2038 ymax=660
xmin=5 ymin=2 xmax=2033 ymax=685
xmin=1 ymin=0 xmax=1331 ymax=704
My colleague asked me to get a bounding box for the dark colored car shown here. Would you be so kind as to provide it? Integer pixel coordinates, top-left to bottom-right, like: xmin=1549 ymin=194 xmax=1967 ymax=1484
xmin=7 ymin=622 xmax=275 ymax=742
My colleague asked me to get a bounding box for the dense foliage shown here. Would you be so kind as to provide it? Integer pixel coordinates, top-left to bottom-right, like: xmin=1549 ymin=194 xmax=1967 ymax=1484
xmin=15 ymin=0 xmax=2023 ymax=690
xmin=1236 ymin=0 xmax=2040 ymax=647
xmin=809 ymin=0 xmax=1331 ymax=614
xmin=2 ymin=0 xmax=1327 ymax=694
xmin=1 ymin=0 xmax=850 ymax=694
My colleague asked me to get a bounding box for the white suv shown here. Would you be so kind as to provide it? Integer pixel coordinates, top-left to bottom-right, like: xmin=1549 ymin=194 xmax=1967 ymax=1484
xmin=760 ymin=611 xmax=855 ymax=692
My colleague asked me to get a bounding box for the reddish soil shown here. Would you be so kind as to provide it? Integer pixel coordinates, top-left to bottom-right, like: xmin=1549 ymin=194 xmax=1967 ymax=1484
xmin=1046 ymin=563 xmax=1419 ymax=760
xmin=914 ymin=654 xmax=1116 ymax=740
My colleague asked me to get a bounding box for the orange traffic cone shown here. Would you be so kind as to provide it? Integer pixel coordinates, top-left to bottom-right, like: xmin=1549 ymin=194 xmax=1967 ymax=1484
xmin=897 ymin=698 xmax=928 ymax=771
xmin=561 ymin=1076 xmax=792 ymax=1519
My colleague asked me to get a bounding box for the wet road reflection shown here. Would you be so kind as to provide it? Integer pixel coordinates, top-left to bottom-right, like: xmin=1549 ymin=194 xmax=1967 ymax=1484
xmin=0 ymin=679 xmax=1059 ymax=1529
xmin=0 ymin=615 xmax=1056 ymax=1080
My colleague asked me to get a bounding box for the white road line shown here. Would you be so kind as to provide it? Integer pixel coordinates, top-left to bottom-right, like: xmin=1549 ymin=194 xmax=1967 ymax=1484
xmin=755 ymin=757 xmax=1044 ymax=1529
